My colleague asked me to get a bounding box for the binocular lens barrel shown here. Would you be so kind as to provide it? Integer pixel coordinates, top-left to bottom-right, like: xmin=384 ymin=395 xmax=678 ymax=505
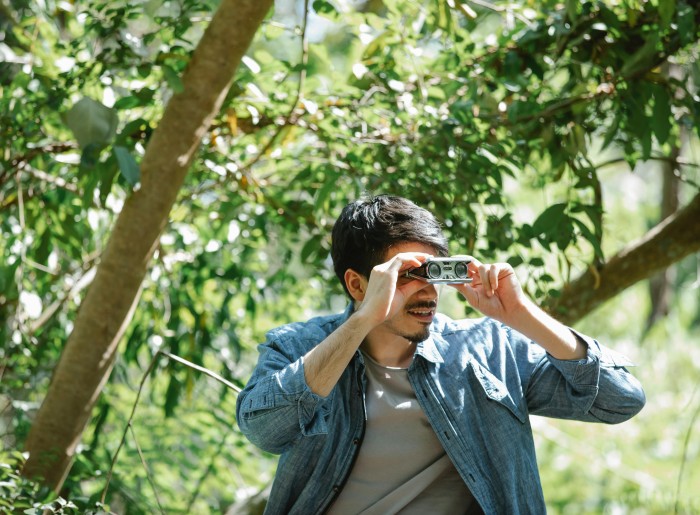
xmin=454 ymin=262 xmax=468 ymax=278
xmin=426 ymin=262 xmax=442 ymax=279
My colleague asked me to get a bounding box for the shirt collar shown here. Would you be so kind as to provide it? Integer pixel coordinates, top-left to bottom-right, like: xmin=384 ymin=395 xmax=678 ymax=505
xmin=415 ymin=333 xmax=444 ymax=364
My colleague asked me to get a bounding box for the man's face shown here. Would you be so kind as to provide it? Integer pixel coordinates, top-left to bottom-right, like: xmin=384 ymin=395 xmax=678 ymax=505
xmin=379 ymin=241 xmax=440 ymax=343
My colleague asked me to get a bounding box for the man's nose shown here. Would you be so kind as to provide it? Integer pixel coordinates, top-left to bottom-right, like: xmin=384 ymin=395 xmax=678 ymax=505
xmin=415 ymin=282 xmax=438 ymax=299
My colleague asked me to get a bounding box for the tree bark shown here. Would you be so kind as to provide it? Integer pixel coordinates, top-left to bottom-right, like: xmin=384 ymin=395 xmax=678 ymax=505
xmin=645 ymin=154 xmax=681 ymax=332
xmin=21 ymin=0 xmax=274 ymax=491
xmin=547 ymin=191 xmax=700 ymax=325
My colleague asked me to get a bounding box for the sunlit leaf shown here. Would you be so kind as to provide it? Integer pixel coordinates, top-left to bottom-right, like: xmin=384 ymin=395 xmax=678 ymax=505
xmin=63 ymin=98 xmax=119 ymax=149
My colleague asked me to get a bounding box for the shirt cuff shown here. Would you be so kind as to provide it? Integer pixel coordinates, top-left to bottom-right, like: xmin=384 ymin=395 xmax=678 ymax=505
xmin=546 ymin=329 xmax=602 ymax=387
xmin=293 ymin=356 xmax=329 ymax=436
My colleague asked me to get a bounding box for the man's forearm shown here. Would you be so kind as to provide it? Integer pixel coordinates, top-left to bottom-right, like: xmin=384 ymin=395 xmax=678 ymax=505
xmin=508 ymin=299 xmax=587 ymax=360
xmin=302 ymin=312 xmax=374 ymax=397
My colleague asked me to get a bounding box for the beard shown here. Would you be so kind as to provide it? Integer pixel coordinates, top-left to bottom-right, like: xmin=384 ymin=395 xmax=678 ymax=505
xmin=385 ymin=300 xmax=436 ymax=344
xmin=404 ymin=325 xmax=431 ymax=344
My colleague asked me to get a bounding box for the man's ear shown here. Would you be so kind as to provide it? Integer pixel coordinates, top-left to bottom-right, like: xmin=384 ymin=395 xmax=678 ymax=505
xmin=344 ymin=269 xmax=367 ymax=302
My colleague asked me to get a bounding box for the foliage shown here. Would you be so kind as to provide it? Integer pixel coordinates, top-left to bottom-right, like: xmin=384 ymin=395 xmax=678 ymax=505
xmin=0 ymin=451 xmax=110 ymax=514
xmin=1 ymin=0 xmax=700 ymax=511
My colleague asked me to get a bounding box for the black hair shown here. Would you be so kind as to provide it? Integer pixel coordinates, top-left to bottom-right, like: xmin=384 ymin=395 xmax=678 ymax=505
xmin=331 ymin=194 xmax=448 ymax=297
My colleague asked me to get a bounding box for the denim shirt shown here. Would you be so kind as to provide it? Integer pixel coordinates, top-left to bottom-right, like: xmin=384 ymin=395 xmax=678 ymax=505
xmin=236 ymin=306 xmax=645 ymax=514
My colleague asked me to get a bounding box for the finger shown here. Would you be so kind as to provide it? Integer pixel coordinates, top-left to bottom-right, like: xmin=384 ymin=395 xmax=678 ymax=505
xmin=393 ymin=252 xmax=432 ymax=270
xmin=467 ymin=256 xmax=482 ymax=273
xmin=376 ymin=253 xmax=422 ymax=275
xmin=466 ymin=257 xmax=482 ymax=283
xmin=450 ymin=282 xmax=479 ymax=309
xmin=479 ymin=265 xmax=492 ymax=297
xmin=489 ymin=264 xmax=499 ymax=292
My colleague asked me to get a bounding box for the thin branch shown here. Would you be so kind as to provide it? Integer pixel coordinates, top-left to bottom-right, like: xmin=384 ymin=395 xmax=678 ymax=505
xmin=185 ymin=431 xmax=230 ymax=512
xmin=101 ymin=351 xmax=160 ymax=504
xmin=595 ymin=155 xmax=700 ymax=170
xmin=160 ymin=351 xmax=241 ymax=393
xmin=101 ymin=350 xmax=240 ymax=503
xmin=237 ymin=0 xmax=310 ymax=175
xmin=22 ymin=164 xmax=80 ymax=193
xmin=462 ymin=0 xmax=535 ymax=27
xmin=0 ymin=396 xmax=12 ymax=418
xmin=129 ymin=423 xmax=166 ymax=515
xmin=466 ymin=0 xmax=504 ymax=12
xmin=0 ymin=142 xmax=78 ymax=183
xmin=674 ymin=385 xmax=700 ymax=514
xmin=28 ymin=263 xmax=99 ymax=335
xmin=594 ymin=156 xmax=700 ymax=189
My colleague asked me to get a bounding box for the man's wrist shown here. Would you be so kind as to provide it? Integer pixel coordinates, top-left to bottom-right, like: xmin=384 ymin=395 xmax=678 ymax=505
xmin=502 ymin=296 xmax=537 ymax=331
xmin=506 ymin=298 xmax=587 ymax=360
xmin=348 ymin=307 xmax=378 ymax=338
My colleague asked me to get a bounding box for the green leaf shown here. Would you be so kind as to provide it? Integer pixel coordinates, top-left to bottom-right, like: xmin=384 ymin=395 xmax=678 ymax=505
xmin=162 ymin=64 xmax=184 ymax=93
xmin=507 ymin=255 xmax=524 ymax=267
xmin=659 ymin=0 xmax=676 ymax=29
xmin=651 ymin=85 xmax=672 ymax=145
xmin=565 ymin=0 xmax=579 ymax=22
xmin=300 ymin=234 xmax=322 ymax=263
xmin=532 ymin=203 xmax=567 ymax=236
xmin=113 ymin=146 xmax=141 ymax=186
xmin=99 ymin=157 xmax=119 ymax=204
xmin=63 ymin=97 xmax=119 ymax=149
xmin=164 ymin=375 xmax=182 ymax=418
xmin=620 ymin=33 xmax=660 ymax=78
xmin=677 ymin=4 xmax=695 ymax=45
xmin=639 ymin=121 xmax=653 ymax=160
xmin=313 ymin=0 xmax=338 ymax=17
xmin=601 ymin=113 xmax=621 ymax=150
xmin=80 ymin=142 xmax=103 ymax=170
xmin=112 ymin=96 xmax=141 ymax=110
xmin=572 ymin=219 xmax=604 ymax=260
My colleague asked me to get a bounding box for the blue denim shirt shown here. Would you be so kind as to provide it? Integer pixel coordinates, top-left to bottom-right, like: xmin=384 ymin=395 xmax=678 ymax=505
xmin=236 ymin=306 xmax=645 ymax=514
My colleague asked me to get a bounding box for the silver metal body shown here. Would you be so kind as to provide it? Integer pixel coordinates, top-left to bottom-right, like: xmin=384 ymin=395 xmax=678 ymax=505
xmin=403 ymin=257 xmax=473 ymax=284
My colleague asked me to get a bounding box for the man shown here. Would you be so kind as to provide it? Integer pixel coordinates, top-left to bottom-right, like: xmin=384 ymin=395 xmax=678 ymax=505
xmin=236 ymin=195 xmax=645 ymax=514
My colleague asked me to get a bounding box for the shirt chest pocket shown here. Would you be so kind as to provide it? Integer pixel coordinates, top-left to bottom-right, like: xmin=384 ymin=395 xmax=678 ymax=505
xmin=468 ymin=359 xmax=527 ymax=424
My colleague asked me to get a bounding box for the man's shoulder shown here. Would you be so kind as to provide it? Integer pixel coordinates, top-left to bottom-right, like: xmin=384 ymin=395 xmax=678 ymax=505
xmin=265 ymin=309 xmax=349 ymax=344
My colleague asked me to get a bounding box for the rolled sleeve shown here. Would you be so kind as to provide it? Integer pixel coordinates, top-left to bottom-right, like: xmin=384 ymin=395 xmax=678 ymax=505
xmin=527 ymin=329 xmax=645 ymax=423
xmin=545 ymin=330 xmax=602 ymax=387
xmin=237 ymin=352 xmax=331 ymax=453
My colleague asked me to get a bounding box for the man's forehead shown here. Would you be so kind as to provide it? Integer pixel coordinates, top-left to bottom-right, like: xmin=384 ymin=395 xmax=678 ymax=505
xmin=383 ymin=241 xmax=440 ymax=260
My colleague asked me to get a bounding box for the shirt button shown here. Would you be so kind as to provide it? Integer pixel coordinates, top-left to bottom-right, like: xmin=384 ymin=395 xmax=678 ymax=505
xmin=333 ymin=485 xmax=340 ymax=492
xmin=352 ymin=438 xmax=360 ymax=445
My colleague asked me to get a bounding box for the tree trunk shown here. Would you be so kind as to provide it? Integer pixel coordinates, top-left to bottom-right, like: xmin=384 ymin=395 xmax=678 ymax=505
xmin=645 ymin=153 xmax=681 ymax=332
xmin=21 ymin=0 xmax=274 ymax=491
xmin=547 ymin=191 xmax=700 ymax=325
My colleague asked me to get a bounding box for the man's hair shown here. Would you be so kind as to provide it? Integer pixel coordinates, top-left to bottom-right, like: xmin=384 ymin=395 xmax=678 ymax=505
xmin=331 ymin=195 xmax=448 ymax=297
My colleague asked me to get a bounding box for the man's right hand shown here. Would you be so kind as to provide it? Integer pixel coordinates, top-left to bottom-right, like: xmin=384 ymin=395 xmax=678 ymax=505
xmin=353 ymin=252 xmax=433 ymax=328
xmin=302 ymin=251 xmax=433 ymax=397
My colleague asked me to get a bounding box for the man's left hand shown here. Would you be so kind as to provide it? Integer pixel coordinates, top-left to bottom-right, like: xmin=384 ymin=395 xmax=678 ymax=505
xmin=450 ymin=257 xmax=528 ymax=325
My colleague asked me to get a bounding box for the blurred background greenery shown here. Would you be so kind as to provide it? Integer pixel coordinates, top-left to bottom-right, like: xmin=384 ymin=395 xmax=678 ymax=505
xmin=2 ymin=0 xmax=700 ymax=512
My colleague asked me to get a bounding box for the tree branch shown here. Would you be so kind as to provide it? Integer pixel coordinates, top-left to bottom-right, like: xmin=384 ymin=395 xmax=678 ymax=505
xmin=547 ymin=191 xmax=700 ymax=324
xmin=23 ymin=0 xmax=274 ymax=492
